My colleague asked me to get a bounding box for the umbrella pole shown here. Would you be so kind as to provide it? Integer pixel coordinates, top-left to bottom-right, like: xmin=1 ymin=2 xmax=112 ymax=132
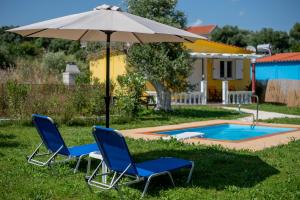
xmin=105 ymin=31 xmax=112 ymax=128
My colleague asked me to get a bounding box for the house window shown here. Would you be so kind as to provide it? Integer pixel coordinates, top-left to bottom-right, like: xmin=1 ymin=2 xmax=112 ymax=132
xmin=220 ymin=61 xmax=225 ymax=78
xmin=219 ymin=60 xmax=233 ymax=79
xmin=213 ymin=59 xmax=243 ymax=80
xmin=227 ymin=61 xmax=232 ymax=78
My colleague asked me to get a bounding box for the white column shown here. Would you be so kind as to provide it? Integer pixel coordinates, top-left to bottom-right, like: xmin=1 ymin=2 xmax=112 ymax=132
xmin=222 ymin=81 xmax=229 ymax=104
xmin=200 ymin=81 xmax=207 ymax=105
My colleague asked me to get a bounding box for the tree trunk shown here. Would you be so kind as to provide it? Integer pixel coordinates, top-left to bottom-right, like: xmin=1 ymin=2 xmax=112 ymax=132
xmin=151 ymin=80 xmax=172 ymax=111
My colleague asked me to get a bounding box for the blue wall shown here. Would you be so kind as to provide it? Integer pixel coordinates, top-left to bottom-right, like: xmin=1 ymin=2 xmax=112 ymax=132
xmin=251 ymin=61 xmax=300 ymax=80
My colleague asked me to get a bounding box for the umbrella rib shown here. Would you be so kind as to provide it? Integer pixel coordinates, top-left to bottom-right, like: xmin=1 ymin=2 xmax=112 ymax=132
xmin=175 ymin=35 xmax=194 ymax=43
xmin=77 ymin=30 xmax=89 ymax=41
xmin=24 ymin=28 xmax=48 ymax=37
xmin=132 ymin=33 xmax=144 ymax=44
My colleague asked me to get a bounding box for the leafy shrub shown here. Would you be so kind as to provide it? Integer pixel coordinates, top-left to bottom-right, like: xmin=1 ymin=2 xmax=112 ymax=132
xmin=13 ymin=42 xmax=41 ymax=57
xmin=5 ymin=80 xmax=29 ymax=118
xmin=88 ymin=84 xmax=106 ymax=115
xmin=0 ymin=45 xmax=15 ymax=69
xmin=61 ymin=100 xmax=76 ymax=125
xmin=246 ymin=80 xmax=267 ymax=103
xmin=48 ymin=39 xmax=73 ymax=53
xmin=0 ymin=82 xmax=110 ymax=123
xmin=68 ymin=82 xmax=107 ymax=117
xmin=71 ymin=85 xmax=90 ymax=115
xmin=0 ymin=84 xmax=7 ymax=116
xmin=115 ymin=72 xmax=146 ymax=117
xmin=42 ymin=51 xmax=66 ymax=73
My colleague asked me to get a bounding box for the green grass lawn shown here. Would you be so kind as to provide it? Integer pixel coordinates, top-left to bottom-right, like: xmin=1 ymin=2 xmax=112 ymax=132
xmin=240 ymin=103 xmax=300 ymax=115
xmin=112 ymin=105 xmax=248 ymax=130
xmin=260 ymin=117 xmax=300 ymax=125
xmin=1 ymin=105 xmax=248 ymax=129
xmin=0 ymin=106 xmax=299 ymax=199
xmin=1 ymin=124 xmax=300 ymax=199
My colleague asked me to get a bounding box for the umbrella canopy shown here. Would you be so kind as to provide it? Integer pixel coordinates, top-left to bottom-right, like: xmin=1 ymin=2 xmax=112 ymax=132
xmin=8 ymin=4 xmax=205 ymax=43
xmin=8 ymin=4 xmax=206 ymax=128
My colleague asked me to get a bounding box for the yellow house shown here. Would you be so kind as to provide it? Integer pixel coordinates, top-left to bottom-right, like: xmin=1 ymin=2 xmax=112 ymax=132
xmin=90 ymin=53 xmax=127 ymax=84
xmin=90 ymin=40 xmax=258 ymax=103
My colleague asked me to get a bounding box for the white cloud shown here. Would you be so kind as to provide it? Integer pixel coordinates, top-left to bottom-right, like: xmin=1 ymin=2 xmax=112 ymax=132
xmin=239 ymin=11 xmax=245 ymax=16
xmin=190 ymin=18 xmax=203 ymax=26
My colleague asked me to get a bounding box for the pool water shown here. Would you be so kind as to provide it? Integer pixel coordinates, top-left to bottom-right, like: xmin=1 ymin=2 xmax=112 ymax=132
xmin=156 ymin=124 xmax=295 ymax=141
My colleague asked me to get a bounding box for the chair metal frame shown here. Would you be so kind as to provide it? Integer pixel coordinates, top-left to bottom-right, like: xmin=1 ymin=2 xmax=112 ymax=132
xmin=27 ymin=142 xmax=85 ymax=173
xmin=87 ymin=127 xmax=195 ymax=198
xmin=27 ymin=114 xmax=94 ymax=173
xmin=87 ymin=159 xmax=194 ymax=198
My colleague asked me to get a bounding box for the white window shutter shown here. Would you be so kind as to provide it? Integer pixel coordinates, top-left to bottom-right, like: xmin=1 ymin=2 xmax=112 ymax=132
xmin=213 ymin=59 xmax=220 ymax=79
xmin=235 ymin=60 xmax=243 ymax=80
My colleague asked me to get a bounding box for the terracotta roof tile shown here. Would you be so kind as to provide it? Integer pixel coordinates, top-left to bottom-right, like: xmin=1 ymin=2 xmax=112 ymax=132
xmin=256 ymin=52 xmax=300 ymax=63
xmin=186 ymin=25 xmax=216 ymax=35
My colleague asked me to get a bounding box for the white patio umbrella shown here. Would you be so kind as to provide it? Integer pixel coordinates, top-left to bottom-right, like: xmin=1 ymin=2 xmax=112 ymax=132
xmin=8 ymin=4 xmax=206 ymax=128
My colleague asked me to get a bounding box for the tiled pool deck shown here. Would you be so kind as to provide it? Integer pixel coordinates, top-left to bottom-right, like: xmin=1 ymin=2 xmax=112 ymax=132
xmin=120 ymin=120 xmax=300 ymax=151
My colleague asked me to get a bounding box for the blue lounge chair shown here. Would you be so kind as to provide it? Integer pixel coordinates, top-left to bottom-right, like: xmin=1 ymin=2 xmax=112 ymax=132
xmin=27 ymin=114 xmax=98 ymax=173
xmin=87 ymin=126 xmax=194 ymax=198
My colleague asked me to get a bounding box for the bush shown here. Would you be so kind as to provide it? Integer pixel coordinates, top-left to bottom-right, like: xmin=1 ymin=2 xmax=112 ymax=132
xmin=0 ymin=82 xmax=110 ymax=123
xmin=247 ymin=81 xmax=267 ymax=103
xmin=0 ymin=45 xmax=15 ymax=69
xmin=115 ymin=72 xmax=146 ymax=117
xmin=0 ymin=84 xmax=7 ymax=116
xmin=88 ymin=84 xmax=106 ymax=115
xmin=14 ymin=42 xmax=41 ymax=57
xmin=42 ymin=51 xmax=66 ymax=73
xmin=5 ymin=80 xmax=29 ymax=118
xmin=71 ymin=85 xmax=90 ymax=115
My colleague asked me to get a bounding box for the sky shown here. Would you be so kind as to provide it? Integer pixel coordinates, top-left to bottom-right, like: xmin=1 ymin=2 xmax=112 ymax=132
xmin=0 ymin=0 xmax=299 ymax=32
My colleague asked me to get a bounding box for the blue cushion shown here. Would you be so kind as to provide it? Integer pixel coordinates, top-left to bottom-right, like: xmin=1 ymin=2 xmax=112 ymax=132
xmin=68 ymin=143 xmax=98 ymax=157
xmin=32 ymin=114 xmax=70 ymax=155
xmin=93 ymin=126 xmax=138 ymax=175
xmin=135 ymin=157 xmax=192 ymax=177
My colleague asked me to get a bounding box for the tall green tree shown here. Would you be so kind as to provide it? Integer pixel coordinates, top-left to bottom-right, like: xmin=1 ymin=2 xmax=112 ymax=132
xmin=289 ymin=23 xmax=300 ymax=52
xmin=211 ymin=25 xmax=251 ymax=47
xmin=250 ymin=28 xmax=290 ymax=53
xmin=211 ymin=25 xmax=292 ymax=53
xmin=126 ymin=0 xmax=192 ymax=111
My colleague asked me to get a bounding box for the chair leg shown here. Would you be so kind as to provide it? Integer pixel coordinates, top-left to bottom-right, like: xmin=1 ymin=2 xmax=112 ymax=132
xmin=27 ymin=142 xmax=43 ymax=161
xmin=86 ymin=156 xmax=91 ymax=176
xmin=141 ymin=178 xmax=152 ymax=198
xmin=74 ymin=155 xmax=84 ymax=173
xmin=141 ymin=172 xmax=171 ymax=198
xmin=187 ymin=162 xmax=194 ymax=184
xmin=102 ymin=162 xmax=108 ymax=184
xmin=167 ymin=172 xmax=175 ymax=187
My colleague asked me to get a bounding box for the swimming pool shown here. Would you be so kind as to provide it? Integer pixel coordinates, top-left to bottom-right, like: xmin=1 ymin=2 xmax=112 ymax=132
xmin=156 ymin=124 xmax=295 ymax=141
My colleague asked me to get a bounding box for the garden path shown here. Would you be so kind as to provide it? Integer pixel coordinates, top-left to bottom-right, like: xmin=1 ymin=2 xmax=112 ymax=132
xmin=222 ymin=107 xmax=300 ymax=122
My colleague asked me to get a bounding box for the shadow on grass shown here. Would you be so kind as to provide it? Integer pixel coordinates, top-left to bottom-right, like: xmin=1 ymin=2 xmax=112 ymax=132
xmin=0 ymin=133 xmax=16 ymax=139
xmin=136 ymin=108 xmax=240 ymax=123
xmin=74 ymin=147 xmax=279 ymax=198
xmin=0 ymin=133 xmax=20 ymax=148
xmin=169 ymin=108 xmax=239 ymax=119
xmin=128 ymin=148 xmax=279 ymax=196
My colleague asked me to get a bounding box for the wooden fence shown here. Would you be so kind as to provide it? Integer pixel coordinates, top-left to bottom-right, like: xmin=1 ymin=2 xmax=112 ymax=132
xmin=265 ymin=79 xmax=300 ymax=107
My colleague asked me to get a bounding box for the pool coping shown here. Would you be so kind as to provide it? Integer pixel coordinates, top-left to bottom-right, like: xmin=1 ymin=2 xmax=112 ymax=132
xmin=120 ymin=120 xmax=300 ymax=151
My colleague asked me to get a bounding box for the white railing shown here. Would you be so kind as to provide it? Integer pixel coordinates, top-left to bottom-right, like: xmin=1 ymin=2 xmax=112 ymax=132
xmin=228 ymin=91 xmax=252 ymax=104
xmin=146 ymin=91 xmax=206 ymax=105
xmin=171 ymin=92 xmax=206 ymax=105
